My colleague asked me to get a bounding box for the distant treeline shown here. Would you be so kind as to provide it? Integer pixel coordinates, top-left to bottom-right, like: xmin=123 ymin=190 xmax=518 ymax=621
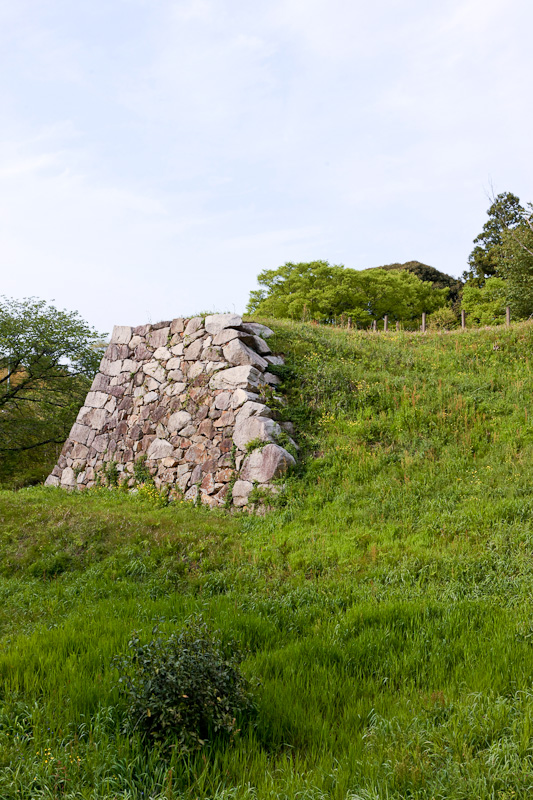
xmin=247 ymin=191 xmax=533 ymax=329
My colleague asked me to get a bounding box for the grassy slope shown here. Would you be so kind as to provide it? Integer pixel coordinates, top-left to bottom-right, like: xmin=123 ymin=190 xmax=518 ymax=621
xmin=2 ymin=320 xmax=533 ymax=798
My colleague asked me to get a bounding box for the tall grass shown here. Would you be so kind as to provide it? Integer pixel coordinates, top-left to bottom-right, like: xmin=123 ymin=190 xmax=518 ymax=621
xmin=2 ymin=320 xmax=533 ymax=797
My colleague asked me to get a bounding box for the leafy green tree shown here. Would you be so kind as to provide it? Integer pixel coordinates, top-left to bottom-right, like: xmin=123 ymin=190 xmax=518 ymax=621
xmin=461 ymin=278 xmax=508 ymax=325
xmin=463 ymin=192 xmax=524 ymax=285
xmin=0 ymin=297 xmax=105 ymax=456
xmin=498 ymin=208 xmax=533 ymax=319
xmin=377 ymin=261 xmax=463 ymax=305
xmin=246 ymin=261 xmax=449 ymax=325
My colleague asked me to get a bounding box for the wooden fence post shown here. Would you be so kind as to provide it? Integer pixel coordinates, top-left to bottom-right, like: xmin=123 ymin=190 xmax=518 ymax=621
xmin=372 ymin=320 xmax=377 ymax=332
xmin=348 ymin=317 xmax=352 ymax=330
xmin=506 ymin=306 xmax=511 ymax=326
xmin=384 ymin=315 xmax=388 ymax=332
xmin=396 ymin=321 xmax=400 ymax=332
xmin=421 ymin=312 xmax=427 ymax=333
xmin=461 ymin=310 xmax=466 ymax=329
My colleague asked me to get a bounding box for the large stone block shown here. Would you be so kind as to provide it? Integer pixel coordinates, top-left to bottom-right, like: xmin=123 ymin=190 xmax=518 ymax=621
xmin=240 ymin=444 xmax=295 ymax=483
xmin=232 ymin=479 xmax=253 ymax=507
xmin=205 ymin=313 xmax=242 ymax=335
xmin=148 ymin=327 xmax=170 ymax=349
xmin=232 ymin=415 xmax=281 ymax=451
xmin=241 ymin=322 xmax=274 ymax=338
xmin=147 ymin=438 xmax=174 ymax=460
xmin=167 ymin=410 xmax=192 ymax=433
xmin=84 ymin=392 xmax=109 ymax=408
xmin=110 ymin=325 xmax=133 ymax=345
xmin=223 ymin=339 xmax=269 ymax=371
xmin=99 ymin=358 xmax=123 ymax=377
xmin=209 ymin=366 xmax=262 ymax=392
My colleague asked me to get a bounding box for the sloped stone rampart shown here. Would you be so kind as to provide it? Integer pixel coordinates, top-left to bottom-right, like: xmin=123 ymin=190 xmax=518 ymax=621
xmin=45 ymin=315 xmax=295 ymax=509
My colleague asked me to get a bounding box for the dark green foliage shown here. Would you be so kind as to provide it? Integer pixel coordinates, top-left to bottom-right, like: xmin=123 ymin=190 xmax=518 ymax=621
xmin=0 ymin=296 xmax=105 ymax=479
xmin=114 ymin=619 xmax=255 ymax=754
xmin=375 ymin=260 xmax=463 ymax=305
xmin=498 ymin=208 xmax=533 ymax=318
xmin=133 ymin=453 xmax=153 ymax=485
xmin=103 ymin=460 xmax=119 ymax=488
xmin=464 ymin=191 xmax=524 ymax=284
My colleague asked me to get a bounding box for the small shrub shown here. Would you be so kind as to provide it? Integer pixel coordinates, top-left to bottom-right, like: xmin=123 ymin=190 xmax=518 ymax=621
xmin=428 ymin=306 xmax=459 ymax=330
xmin=133 ymin=454 xmax=152 ymax=485
xmin=113 ymin=618 xmax=256 ymax=754
xmin=245 ymin=438 xmax=267 ymax=454
xmin=103 ymin=460 xmax=119 ymax=487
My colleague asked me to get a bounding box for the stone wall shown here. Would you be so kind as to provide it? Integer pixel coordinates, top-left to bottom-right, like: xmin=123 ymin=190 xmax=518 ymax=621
xmin=45 ymin=314 xmax=296 ymax=509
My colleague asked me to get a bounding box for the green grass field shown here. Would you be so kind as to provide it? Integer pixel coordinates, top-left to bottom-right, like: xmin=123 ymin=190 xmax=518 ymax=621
xmin=2 ymin=319 xmax=533 ymax=798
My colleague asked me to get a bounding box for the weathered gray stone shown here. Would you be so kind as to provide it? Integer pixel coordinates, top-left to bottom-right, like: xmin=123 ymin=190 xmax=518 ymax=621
xmin=231 ymin=389 xmax=259 ymax=409
xmin=143 ymin=361 xmax=166 ymax=382
xmin=212 ymin=328 xmax=254 ymax=347
xmin=237 ymin=402 xmax=272 ymax=425
xmin=69 ymin=423 xmax=92 ymax=445
xmin=223 ymin=339 xmax=269 ymax=371
xmin=61 ymin=466 xmax=77 ymax=487
xmin=92 ymin=434 xmax=109 ymax=453
xmin=251 ymin=335 xmax=271 ymax=355
xmin=264 ymin=372 xmax=281 ymax=386
xmin=232 ymin=479 xmax=253 ymax=507
xmin=121 ymin=358 xmax=138 ymax=373
xmin=187 ymin=361 xmax=204 ymax=379
xmin=170 ymin=318 xmax=185 ymax=334
xmin=167 ymin=411 xmax=192 ymax=433
xmin=44 ymin=475 xmax=60 ymax=487
xmin=143 ymin=391 xmax=158 ymax=404
xmin=214 ymin=391 xmax=231 ymax=410
xmin=99 ymin=358 xmax=123 ymax=377
xmin=147 ymin=438 xmax=174 ymax=460
xmin=205 ymin=361 xmax=229 ymax=374
xmin=209 ymin=366 xmax=262 ymax=392
xmin=232 ymin=415 xmax=281 ymax=451
xmin=240 ymin=444 xmax=295 ymax=483
xmin=79 ymin=407 xmax=108 ymax=429
xmin=266 ymin=355 xmax=284 ymax=366
xmin=184 ymin=317 xmax=203 ymax=336
xmin=183 ymin=338 xmax=204 ymax=361
xmin=90 ymin=373 xmax=110 ymax=392
xmin=84 ymin=392 xmax=109 ymax=408
xmin=241 ymin=322 xmax=274 ymax=338
xmin=148 ymin=327 xmax=170 ymax=349
xmin=153 ymin=346 xmax=172 ymax=361
xmin=205 ymin=313 xmax=242 ymax=335
xmin=110 ymin=325 xmax=133 ymax=345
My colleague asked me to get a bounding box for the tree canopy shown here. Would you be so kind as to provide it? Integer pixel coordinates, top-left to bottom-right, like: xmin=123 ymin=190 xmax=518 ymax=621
xmin=246 ymin=261 xmax=449 ymax=324
xmin=374 ymin=261 xmax=463 ymax=305
xmin=463 ymin=192 xmax=524 ymax=285
xmin=497 ymin=206 xmax=533 ymax=319
xmin=0 ymin=297 xmax=105 ymax=454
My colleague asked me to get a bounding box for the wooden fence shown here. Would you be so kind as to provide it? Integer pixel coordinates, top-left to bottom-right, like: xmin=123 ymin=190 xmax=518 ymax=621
xmin=335 ymin=307 xmax=512 ymax=332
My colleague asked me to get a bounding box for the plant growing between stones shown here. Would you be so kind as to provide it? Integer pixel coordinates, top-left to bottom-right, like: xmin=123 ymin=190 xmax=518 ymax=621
xmin=103 ymin=460 xmax=119 ymax=488
xmin=133 ymin=454 xmax=152 ymax=486
xmin=245 ymin=438 xmax=268 ymax=454
xmin=113 ymin=618 xmax=256 ymax=755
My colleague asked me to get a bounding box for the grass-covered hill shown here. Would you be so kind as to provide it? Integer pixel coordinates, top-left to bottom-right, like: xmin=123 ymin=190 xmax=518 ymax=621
xmin=2 ymin=319 xmax=533 ymax=799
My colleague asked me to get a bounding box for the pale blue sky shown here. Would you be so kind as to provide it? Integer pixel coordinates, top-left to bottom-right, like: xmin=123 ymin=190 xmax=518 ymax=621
xmin=1 ymin=0 xmax=532 ymax=334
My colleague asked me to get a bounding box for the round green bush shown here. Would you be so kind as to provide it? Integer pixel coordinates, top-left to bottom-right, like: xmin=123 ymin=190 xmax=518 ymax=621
xmin=114 ymin=618 xmax=255 ymax=754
